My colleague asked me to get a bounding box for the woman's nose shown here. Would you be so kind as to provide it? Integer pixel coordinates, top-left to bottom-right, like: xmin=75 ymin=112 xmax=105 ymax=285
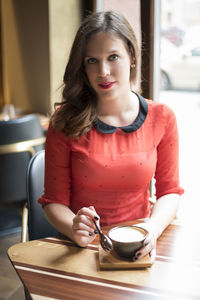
xmin=98 ymin=61 xmax=110 ymax=77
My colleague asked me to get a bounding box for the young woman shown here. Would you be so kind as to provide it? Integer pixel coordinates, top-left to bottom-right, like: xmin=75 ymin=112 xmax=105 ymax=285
xmin=38 ymin=11 xmax=184 ymax=262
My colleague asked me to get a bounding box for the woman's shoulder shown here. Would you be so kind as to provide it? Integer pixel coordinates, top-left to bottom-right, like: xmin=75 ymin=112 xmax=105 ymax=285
xmin=46 ymin=120 xmax=72 ymax=145
xmin=145 ymin=98 xmax=176 ymax=120
xmin=47 ymin=119 xmax=90 ymax=148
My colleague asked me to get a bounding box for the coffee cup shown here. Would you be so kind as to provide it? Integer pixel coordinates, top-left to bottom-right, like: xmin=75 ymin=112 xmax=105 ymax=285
xmin=108 ymin=225 xmax=147 ymax=259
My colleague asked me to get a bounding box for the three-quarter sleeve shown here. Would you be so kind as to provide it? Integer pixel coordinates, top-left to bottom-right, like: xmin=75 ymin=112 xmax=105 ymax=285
xmin=155 ymin=105 xmax=184 ymax=199
xmin=38 ymin=124 xmax=71 ymax=207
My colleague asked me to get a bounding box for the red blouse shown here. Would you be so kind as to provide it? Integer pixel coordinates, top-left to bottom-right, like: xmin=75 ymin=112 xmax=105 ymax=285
xmin=38 ymin=96 xmax=184 ymax=226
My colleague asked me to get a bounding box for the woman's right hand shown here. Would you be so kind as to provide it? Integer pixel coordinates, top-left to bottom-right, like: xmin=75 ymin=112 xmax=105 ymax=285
xmin=72 ymin=206 xmax=99 ymax=247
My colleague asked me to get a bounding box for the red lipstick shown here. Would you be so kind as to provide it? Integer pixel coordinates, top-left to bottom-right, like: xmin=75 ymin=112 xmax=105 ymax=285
xmin=98 ymin=82 xmax=115 ymax=89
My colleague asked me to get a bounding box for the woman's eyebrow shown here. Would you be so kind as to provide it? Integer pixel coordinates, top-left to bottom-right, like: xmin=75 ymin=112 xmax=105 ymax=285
xmin=85 ymin=50 xmax=119 ymax=57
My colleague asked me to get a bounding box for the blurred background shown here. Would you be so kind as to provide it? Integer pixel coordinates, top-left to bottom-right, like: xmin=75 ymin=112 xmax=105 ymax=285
xmin=159 ymin=0 xmax=200 ymax=225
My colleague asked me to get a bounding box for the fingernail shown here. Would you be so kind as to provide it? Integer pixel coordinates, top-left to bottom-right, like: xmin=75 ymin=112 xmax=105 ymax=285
xmin=94 ymin=230 xmax=98 ymax=234
xmin=136 ymin=252 xmax=141 ymax=257
xmin=94 ymin=216 xmax=99 ymax=220
xmin=132 ymin=256 xmax=138 ymax=262
xmin=89 ymin=232 xmax=92 ymax=236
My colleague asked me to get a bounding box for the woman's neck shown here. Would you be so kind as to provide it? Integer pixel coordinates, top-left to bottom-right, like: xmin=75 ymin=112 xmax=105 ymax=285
xmin=97 ymin=91 xmax=139 ymax=127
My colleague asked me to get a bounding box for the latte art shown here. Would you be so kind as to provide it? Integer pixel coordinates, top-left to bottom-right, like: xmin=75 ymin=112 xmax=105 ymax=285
xmin=109 ymin=226 xmax=145 ymax=243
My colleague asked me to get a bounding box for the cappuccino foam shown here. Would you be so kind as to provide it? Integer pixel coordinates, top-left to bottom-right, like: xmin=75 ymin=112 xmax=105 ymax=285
xmin=109 ymin=227 xmax=145 ymax=243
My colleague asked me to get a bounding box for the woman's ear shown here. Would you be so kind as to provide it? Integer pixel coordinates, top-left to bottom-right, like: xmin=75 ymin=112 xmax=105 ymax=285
xmin=130 ymin=56 xmax=136 ymax=69
xmin=129 ymin=47 xmax=135 ymax=68
xmin=130 ymin=62 xmax=136 ymax=69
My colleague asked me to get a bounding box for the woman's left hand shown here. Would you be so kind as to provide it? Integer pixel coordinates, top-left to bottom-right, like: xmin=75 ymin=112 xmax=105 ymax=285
xmin=132 ymin=221 xmax=158 ymax=263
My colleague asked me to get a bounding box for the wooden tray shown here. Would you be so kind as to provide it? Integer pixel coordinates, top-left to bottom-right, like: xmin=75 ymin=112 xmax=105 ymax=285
xmin=98 ymin=245 xmax=152 ymax=270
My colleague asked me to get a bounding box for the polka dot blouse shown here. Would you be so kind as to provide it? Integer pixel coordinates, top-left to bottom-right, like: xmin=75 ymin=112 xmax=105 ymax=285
xmin=38 ymin=94 xmax=184 ymax=226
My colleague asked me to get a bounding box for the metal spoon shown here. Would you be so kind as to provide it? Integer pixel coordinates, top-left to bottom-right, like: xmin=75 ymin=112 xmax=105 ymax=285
xmin=92 ymin=219 xmax=113 ymax=252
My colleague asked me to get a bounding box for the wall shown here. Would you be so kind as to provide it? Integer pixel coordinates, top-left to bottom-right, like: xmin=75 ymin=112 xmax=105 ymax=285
xmin=0 ymin=0 xmax=81 ymax=115
xmin=48 ymin=0 xmax=81 ymax=112
xmin=1 ymin=0 xmax=50 ymax=114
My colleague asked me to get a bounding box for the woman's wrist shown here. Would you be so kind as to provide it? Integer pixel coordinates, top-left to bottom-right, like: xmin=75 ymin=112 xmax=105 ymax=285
xmin=143 ymin=218 xmax=161 ymax=239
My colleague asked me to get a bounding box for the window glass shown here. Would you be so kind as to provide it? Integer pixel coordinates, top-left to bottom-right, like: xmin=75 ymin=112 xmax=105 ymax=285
xmin=160 ymin=0 xmax=200 ymax=225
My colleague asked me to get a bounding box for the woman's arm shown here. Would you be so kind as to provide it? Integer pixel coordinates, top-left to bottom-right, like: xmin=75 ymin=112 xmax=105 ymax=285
xmin=149 ymin=193 xmax=180 ymax=237
xmin=44 ymin=203 xmax=99 ymax=247
xmin=39 ymin=124 xmax=99 ymax=247
xmin=134 ymin=104 xmax=183 ymax=263
xmin=134 ymin=193 xmax=180 ymax=262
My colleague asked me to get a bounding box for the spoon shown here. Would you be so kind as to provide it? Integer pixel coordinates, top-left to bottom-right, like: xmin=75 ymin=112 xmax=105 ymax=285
xmin=92 ymin=219 xmax=113 ymax=252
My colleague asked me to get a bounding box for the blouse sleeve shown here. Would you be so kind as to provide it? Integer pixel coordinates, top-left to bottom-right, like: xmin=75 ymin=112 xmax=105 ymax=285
xmin=38 ymin=123 xmax=71 ymax=207
xmin=155 ymin=105 xmax=184 ymax=199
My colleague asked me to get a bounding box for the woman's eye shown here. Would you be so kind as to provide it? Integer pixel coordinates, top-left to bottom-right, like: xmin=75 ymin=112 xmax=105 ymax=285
xmin=109 ymin=54 xmax=119 ymax=61
xmin=87 ymin=58 xmax=97 ymax=64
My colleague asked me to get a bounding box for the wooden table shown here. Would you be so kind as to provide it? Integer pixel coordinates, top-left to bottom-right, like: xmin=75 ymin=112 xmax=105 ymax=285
xmin=8 ymin=220 xmax=200 ymax=300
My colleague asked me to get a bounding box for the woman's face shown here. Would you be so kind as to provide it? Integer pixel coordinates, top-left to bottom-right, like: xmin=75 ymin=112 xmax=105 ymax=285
xmin=84 ymin=31 xmax=133 ymax=101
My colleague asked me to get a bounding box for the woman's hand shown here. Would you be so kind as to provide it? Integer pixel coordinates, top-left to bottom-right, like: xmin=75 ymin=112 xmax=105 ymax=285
xmin=133 ymin=194 xmax=181 ymax=263
xmin=132 ymin=221 xmax=158 ymax=263
xmin=72 ymin=206 xmax=99 ymax=247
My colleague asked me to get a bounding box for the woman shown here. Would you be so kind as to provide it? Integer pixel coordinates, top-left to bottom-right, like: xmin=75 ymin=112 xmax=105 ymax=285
xmin=38 ymin=11 xmax=184 ymax=262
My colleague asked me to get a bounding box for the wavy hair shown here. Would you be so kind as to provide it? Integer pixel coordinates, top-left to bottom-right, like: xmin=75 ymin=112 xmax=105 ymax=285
xmin=52 ymin=10 xmax=139 ymax=138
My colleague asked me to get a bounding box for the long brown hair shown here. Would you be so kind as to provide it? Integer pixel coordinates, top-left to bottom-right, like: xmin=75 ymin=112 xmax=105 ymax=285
xmin=52 ymin=10 xmax=139 ymax=138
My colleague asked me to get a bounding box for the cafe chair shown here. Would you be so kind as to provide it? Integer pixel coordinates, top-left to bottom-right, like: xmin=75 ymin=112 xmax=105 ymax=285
xmin=25 ymin=150 xmax=58 ymax=241
xmin=0 ymin=114 xmax=46 ymax=240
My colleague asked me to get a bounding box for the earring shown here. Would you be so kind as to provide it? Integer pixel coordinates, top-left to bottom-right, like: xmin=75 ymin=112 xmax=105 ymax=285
xmin=131 ymin=63 xmax=136 ymax=68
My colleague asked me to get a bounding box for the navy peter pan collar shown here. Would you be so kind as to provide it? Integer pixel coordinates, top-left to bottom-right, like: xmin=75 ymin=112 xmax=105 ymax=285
xmin=93 ymin=93 xmax=148 ymax=134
